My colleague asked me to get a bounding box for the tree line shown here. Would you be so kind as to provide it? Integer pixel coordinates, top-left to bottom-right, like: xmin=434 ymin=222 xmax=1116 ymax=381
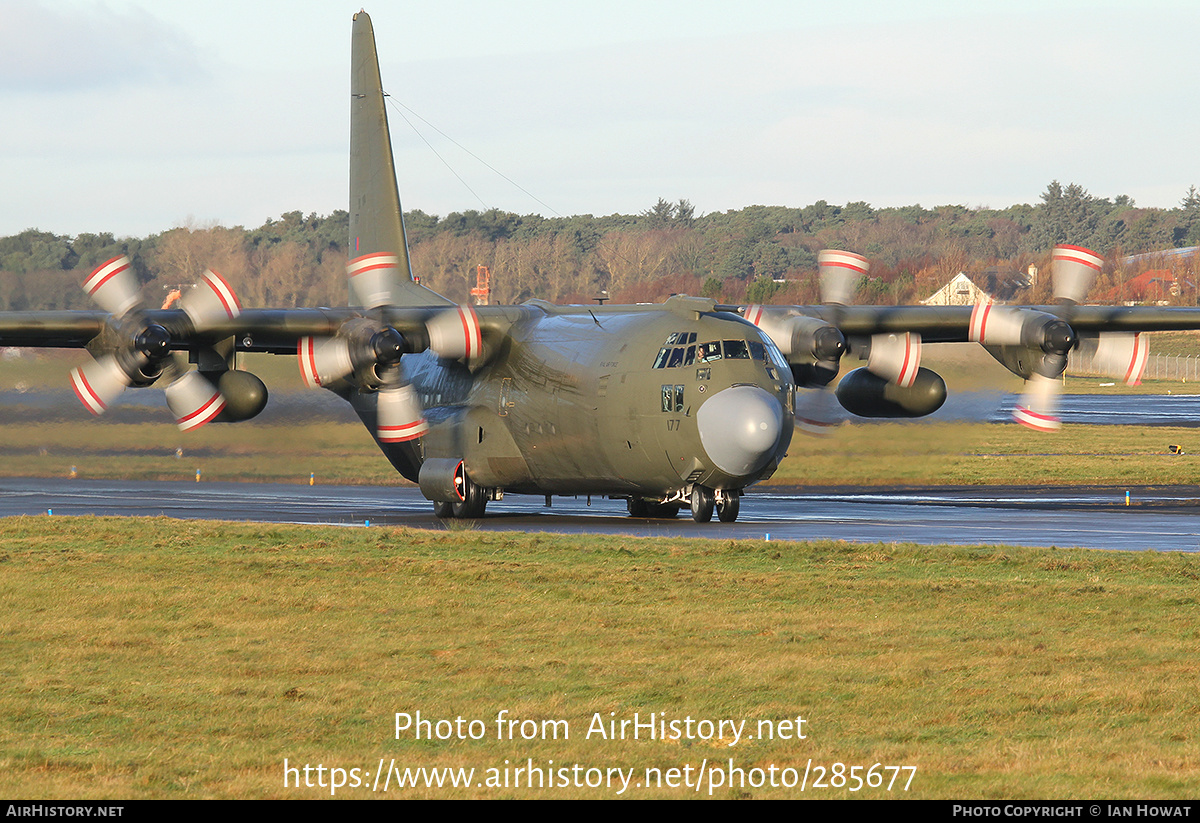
xmin=4 ymin=182 xmax=1200 ymax=311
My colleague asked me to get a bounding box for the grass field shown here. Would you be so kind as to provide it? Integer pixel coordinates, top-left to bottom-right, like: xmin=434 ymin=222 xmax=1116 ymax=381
xmin=1 ymin=518 xmax=1198 ymax=799
xmin=771 ymin=422 xmax=1200 ymax=486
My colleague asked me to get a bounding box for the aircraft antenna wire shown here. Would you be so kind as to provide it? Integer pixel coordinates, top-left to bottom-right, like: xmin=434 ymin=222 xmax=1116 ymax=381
xmin=387 ymin=96 xmax=563 ymax=218
xmin=387 ymin=97 xmax=638 ymax=299
xmin=387 ymin=98 xmax=492 ymax=212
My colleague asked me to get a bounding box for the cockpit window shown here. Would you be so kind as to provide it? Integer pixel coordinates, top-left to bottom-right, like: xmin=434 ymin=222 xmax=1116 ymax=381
xmin=724 ymin=340 xmax=750 ymax=359
xmin=654 ymin=337 xmax=772 ymax=368
xmin=763 ymin=337 xmax=790 ymax=373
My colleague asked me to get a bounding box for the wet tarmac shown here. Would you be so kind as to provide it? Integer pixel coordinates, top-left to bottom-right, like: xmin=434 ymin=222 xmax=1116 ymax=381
xmin=4 ymin=388 xmax=1200 ymax=552
xmin=4 ymin=477 xmax=1199 ymax=553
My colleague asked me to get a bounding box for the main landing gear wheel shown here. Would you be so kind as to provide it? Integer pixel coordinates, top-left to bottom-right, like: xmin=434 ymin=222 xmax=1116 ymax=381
xmin=452 ymin=474 xmax=487 ymax=518
xmin=434 ymin=467 xmax=487 ymax=519
xmin=627 ymin=497 xmax=649 ymax=517
xmin=690 ymin=485 xmax=714 ymax=523
xmin=716 ymin=492 xmax=741 ymax=523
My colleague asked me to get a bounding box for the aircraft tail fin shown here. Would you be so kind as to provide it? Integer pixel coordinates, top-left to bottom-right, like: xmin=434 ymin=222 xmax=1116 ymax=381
xmin=349 ymin=11 xmax=452 ymax=307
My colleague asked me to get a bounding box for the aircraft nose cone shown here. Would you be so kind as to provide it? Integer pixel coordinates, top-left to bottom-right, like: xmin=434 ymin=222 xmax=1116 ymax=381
xmin=697 ymin=385 xmax=784 ymax=477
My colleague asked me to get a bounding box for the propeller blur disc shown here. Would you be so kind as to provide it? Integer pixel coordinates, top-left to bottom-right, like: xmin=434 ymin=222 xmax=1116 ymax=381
xmin=794 ymin=388 xmax=841 ymax=436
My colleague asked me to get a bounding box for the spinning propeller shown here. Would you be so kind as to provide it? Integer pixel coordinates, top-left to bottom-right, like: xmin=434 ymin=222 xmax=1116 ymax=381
xmin=969 ymin=244 xmax=1146 ymax=431
xmin=814 ymin=249 xmax=923 ymax=388
xmin=297 ymin=252 xmax=485 ymax=443
xmin=747 ymin=249 xmax=921 ymax=433
xmin=70 ymin=256 xmax=241 ymax=430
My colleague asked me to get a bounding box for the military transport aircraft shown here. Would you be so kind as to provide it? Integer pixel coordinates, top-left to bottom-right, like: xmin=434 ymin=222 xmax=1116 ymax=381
xmin=1 ymin=11 xmax=1198 ymax=523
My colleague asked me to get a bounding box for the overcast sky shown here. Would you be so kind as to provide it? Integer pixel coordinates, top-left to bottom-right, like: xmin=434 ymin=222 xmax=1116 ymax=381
xmin=2 ymin=0 xmax=1198 ymax=238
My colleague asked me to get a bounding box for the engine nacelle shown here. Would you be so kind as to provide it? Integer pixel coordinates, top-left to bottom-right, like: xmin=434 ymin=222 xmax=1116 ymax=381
xmin=835 ymin=366 xmax=947 ymax=418
xmin=747 ymin=310 xmax=845 ymax=361
xmin=982 ymin=344 xmax=1068 ymax=381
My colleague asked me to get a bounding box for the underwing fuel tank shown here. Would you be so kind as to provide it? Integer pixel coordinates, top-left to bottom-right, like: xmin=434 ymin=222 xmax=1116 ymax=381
xmin=834 ymin=367 xmax=947 ymax=418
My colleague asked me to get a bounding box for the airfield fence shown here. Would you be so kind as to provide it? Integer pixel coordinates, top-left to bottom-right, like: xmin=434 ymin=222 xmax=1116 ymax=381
xmin=1068 ymin=351 xmax=1200 ymax=381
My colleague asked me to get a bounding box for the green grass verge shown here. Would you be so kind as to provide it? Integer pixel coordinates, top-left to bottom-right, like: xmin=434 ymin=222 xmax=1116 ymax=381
xmin=0 ymin=421 xmax=399 ymax=485
xmin=5 ymin=420 xmax=1200 ymax=487
xmin=1 ymin=518 xmax=1197 ymax=799
xmin=775 ymin=422 xmax=1200 ymax=486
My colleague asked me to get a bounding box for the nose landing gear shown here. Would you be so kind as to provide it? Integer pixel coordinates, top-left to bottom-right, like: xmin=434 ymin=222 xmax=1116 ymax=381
xmin=715 ymin=491 xmax=740 ymax=523
xmin=689 ymin=486 xmax=741 ymax=523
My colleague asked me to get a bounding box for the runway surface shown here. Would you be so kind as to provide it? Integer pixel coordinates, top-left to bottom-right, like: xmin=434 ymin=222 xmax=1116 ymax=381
xmin=4 ymin=389 xmax=1200 ymax=551
xmin=4 ymin=477 xmax=1200 ymax=552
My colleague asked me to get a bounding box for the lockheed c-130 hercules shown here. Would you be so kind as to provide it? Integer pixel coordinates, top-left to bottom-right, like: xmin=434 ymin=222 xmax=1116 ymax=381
xmin=3 ymin=10 xmax=1199 ymax=523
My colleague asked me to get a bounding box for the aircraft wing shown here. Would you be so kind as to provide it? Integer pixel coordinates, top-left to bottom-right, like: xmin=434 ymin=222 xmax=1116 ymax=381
xmin=748 ymin=304 xmax=1200 ymax=341
xmin=7 ymin=303 xmax=1200 ymax=352
xmin=0 ymin=305 xmax=527 ymax=355
xmin=0 ymin=312 xmax=107 ymax=349
xmin=0 ymin=309 xmax=336 ymax=352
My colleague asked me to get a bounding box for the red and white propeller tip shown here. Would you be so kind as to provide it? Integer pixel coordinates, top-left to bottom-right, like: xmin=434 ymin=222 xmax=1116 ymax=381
xmin=968 ymin=300 xmax=1024 ymax=346
xmin=69 ymin=356 xmax=129 ymax=416
xmin=165 ymin=371 xmax=226 ymax=431
xmin=83 ymin=256 xmax=141 ymax=318
xmin=427 ymin=305 xmax=483 ymax=361
xmin=1013 ymin=374 xmax=1061 ymax=432
xmin=1052 ymin=244 xmax=1102 ymax=305
xmin=347 ymin=252 xmax=401 ymax=308
xmin=1094 ymin=333 xmax=1148 ymax=387
xmin=377 ymin=384 xmax=429 ymax=443
xmin=866 ymin=332 xmax=921 ymax=388
xmin=298 ymin=335 xmax=355 ymax=389
xmin=818 ymin=249 xmax=869 ymax=306
xmin=180 ymin=269 xmax=241 ymax=329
